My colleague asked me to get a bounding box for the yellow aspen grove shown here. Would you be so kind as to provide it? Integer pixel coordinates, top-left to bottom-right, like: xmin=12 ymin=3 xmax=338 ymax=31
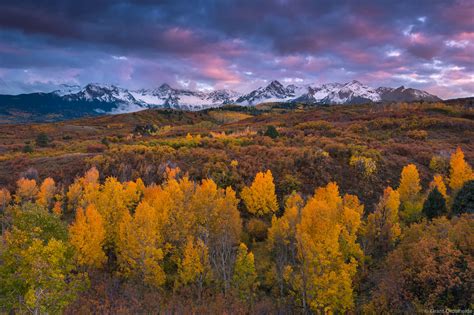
xmin=14 ymin=178 xmax=38 ymax=203
xmin=241 ymin=170 xmax=278 ymax=216
xmin=449 ymin=147 xmax=473 ymax=191
xmin=429 ymin=174 xmax=448 ymax=198
xmin=364 ymin=187 xmax=401 ymax=257
xmin=37 ymin=177 xmax=56 ymax=209
xmin=117 ymin=201 xmax=167 ymax=287
xmin=82 ymin=177 xmax=141 ymax=251
xmin=69 ymin=205 xmax=107 ymax=268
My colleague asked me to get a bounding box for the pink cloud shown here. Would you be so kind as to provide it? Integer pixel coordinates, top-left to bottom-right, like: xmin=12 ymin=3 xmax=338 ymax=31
xmin=190 ymin=54 xmax=241 ymax=83
xmin=346 ymin=17 xmax=393 ymax=42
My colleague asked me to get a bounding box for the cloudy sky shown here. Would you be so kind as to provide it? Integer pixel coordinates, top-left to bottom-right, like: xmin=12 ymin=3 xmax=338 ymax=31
xmin=0 ymin=0 xmax=472 ymax=98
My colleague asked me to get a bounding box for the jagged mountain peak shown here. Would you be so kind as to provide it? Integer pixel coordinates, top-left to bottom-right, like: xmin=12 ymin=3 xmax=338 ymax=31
xmin=377 ymin=85 xmax=441 ymax=102
xmin=345 ymin=79 xmax=363 ymax=86
xmin=5 ymin=80 xmax=442 ymax=116
xmin=267 ymin=80 xmax=284 ymax=89
xmin=53 ymin=84 xmax=82 ymax=96
xmin=157 ymin=83 xmax=172 ymax=91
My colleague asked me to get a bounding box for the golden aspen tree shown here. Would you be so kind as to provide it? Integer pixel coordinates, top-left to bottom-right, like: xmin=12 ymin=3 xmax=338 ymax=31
xmin=191 ymin=178 xmax=222 ymax=240
xmin=289 ymin=182 xmax=359 ymax=313
xmin=156 ymin=175 xmax=196 ymax=250
xmin=69 ymin=205 xmax=107 ymax=268
xmin=117 ymin=201 xmax=167 ymax=287
xmin=364 ymin=187 xmax=401 ymax=257
xmin=232 ymin=243 xmax=257 ymax=301
xmin=66 ymin=167 xmax=100 ymax=213
xmin=398 ymin=164 xmax=421 ymax=202
xmin=15 ymin=178 xmax=38 ymax=203
xmin=37 ymin=177 xmax=56 ymax=209
xmin=429 ymin=174 xmax=448 ymax=198
xmin=177 ymin=237 xmax=211 ymax=300
xmin=82 ymin=177 xmax=137 ymax=251
xmin=241 ymin=170 xmax=278 ymax=216
xmin=449 ymin=147 xmax=473 ymax=191
xmin=310 ymin=182 xmax=364 ymax=261
xmin=398 ymin=164 xmax=423 ymax=223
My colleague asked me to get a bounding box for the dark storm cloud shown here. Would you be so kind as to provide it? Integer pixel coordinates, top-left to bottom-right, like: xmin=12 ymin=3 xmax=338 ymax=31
xmin=0 ymin=0 xmax=472 ymax=98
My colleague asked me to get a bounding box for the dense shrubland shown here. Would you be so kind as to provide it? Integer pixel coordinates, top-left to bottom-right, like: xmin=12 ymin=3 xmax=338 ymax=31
xmin=0 ymin=143 xmax=472 ymax=313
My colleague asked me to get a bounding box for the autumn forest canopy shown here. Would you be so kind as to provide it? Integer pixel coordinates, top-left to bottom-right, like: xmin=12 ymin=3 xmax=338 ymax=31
xmin=0 ymin=101 xmax=473 ymax=313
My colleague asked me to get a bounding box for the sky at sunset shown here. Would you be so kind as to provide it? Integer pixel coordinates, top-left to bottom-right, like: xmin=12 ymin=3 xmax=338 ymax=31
xmin=0 ymin=0 xmax=472 ymax=98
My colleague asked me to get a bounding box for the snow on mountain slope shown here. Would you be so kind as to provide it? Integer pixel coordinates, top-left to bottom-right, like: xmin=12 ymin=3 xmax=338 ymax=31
xmin=320 ymin=80 xmax=381 ymax=104
xmin=53 ymin=84 xmax=82 ymax=96
xmin=237 ymin=80 xmax=383 ymax=105
xmin=24 ymin=80 xmax=441 ymax=114
xmin=376 ymin=86 xmax=441 ymax=102
xmin=236 ymin=80 xmax=308 ymax=105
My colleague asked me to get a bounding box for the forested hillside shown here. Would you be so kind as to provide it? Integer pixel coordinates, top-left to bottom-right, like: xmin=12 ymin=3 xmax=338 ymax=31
xmin=0 ymin=101 xmax=473 ymax=313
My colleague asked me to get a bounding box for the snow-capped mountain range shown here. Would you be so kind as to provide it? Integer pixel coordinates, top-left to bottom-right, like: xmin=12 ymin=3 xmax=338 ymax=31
xmin=52 ymin=83 xmax=241 ymax=113
xmin=1 ymin=80 xmax=441 ymax=118
xmin=234 ymin=80 xmax=440 ymax=106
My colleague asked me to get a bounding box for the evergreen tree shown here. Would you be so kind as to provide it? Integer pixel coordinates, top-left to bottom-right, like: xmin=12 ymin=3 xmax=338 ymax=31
xmin=422 ymin=188 xmax=448 ymax=220
xmin=451 ymin=180 xmax=474 ymax=216
xmin=264 ymin=125 xmax=279 ymax=139
xmin=35 ymin=132 xmax=50 ymax=147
